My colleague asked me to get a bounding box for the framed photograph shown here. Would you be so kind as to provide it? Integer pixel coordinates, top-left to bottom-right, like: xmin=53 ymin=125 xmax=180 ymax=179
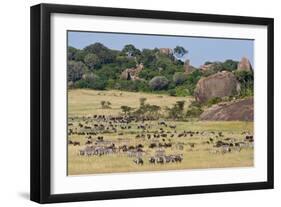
xmin=30 ymin=3 xmax=274 ymax=203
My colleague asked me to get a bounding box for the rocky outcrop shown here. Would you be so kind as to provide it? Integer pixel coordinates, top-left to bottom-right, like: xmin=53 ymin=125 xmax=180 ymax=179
xmin=200 ymin=97 xmax=253 ymax=121
xmin=184 ymin=59 xmax=195 ymax=74
xmin=159 ymin=48 xmax=173 ymax=56
xmin=237 ymin=57 xmax=253 ymax=71
xmin=200 ymin=63 xmax=214 ymax=72
xmin=194 ymin=71 xmax=240 ymax=103
xmin=120 ymin=63 xmax=144 ymax=81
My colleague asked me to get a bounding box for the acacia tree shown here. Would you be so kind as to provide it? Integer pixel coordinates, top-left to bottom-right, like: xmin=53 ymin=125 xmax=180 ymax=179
xmin=121 ymin=105 xmax=133 ymax=115
xmin=139 ymin=97 xmax=147 ymax=106
xmin=166 ymin=100 xmax=186 ymax=120
xmin=173 ymin=46 xmax=188 ymax=60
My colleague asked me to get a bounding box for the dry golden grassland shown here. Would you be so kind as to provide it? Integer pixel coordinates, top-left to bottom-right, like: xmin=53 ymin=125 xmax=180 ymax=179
xmin=68 ymin=89 xmax=254 ymax=175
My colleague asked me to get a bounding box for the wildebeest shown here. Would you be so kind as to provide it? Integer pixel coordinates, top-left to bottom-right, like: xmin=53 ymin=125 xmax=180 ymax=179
xmin=72 ymin=141 xmax=80 ymax=146
xmin=149 ymin=156 xmax=156 ymax=164
xmin=149 ymin=143 xmax=157 ymax=149
xmin=133 ymin=157 xmax=144 ymax=165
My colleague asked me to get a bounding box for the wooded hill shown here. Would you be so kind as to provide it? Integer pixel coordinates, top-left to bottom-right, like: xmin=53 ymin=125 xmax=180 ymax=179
xmin=67 ymin=42 xmax=253 ymax=98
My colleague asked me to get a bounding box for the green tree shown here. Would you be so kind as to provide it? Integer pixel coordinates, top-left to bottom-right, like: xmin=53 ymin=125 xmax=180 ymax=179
xmin=139 ymin=97 xmax=147 ymax=106
xmin=234 ymin=70 xmax=254 ymax=97
xmin=149 ymin=76 xmax=169 ymax=90
xmin=74 ymin=49 xmax=87 ymax=62
xmin=223 ymin=59 xmax=239 ymax=71
xmin=101 ymin=101 xmax=111 ymax=109
xmin=67 ymin=61 xmax=87 ymax=82
xmin=121 ymin=105 xmax=134 ymax=115
xmin=84 ymin=42 xmax=116 ymax=65
xmin=67 ymin=46 xmax=77 ymax=60
xmin=166 ymin=100 xmax=186 ymax=120
xmin=84 ymin=53 xmax=99 ymax=70
xmin=173 ymin=46 xmax=188 ymax=59
xmin=122 ymin=44 xmax=141 ymax=57
xmin=173 ymin=72 xmax=188 ymax=85
xmin=76 ymin=73 xmax=107 ymax=90
xmin=140 ymin=48 xmax=158 ymax=68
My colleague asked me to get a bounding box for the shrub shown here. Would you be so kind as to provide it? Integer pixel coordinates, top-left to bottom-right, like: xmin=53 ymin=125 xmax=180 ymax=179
xmin=74 ymin=50 xmax=87 ymax=62
xmin=186 ymin=106 xmax=203 ymax=118
xmin=101 ymin=101 xmax=111 ymax=109
xmin=149 ymin=76 xmax=169 ymax=90
xmin=206 ymin=97 xmax=222 ymax=107
xmin=173 ymin=72 xmax=188 ymax=85
xmin=139 ymin=67 xmax=160 ymax=80
xmin=234 ymin=70 xmax=254 ymax=97
xmin=166 ymin=101 xmax=186 ymax=120
xmin=168 ymin=89 xmax=176 ymax=96
xmin=139 ymin=97 xmax=147 ymax=106
xmin=67 ymin=46 xmax=77 ymax=61
xmin=75 ymin=73 xmax=107 ymax=90
xmin=120 ymin=105 xmax=134 ymax=115
xmin=84 ymin=53 xmax=99 ymax=70
xmin=67 ymin=61 xmax=87 ymax=82
xmin=222 ymin=59 xmax=239 ymax=71
xmin=134 ymin=103 xmax=161 ymax=120
xmin=175 ymin=86 xmax=189 ymax=97
xmin=114 ymin=80 xmax=138 ymax=92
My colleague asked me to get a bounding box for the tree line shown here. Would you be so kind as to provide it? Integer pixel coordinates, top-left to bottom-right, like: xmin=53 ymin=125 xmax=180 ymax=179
xmin=67 ymin=42 xmax=253 ymax=97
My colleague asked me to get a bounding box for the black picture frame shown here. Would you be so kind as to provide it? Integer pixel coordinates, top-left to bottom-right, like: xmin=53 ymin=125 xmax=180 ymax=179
xmin=30 ymin=3 xmax=274 ymax=204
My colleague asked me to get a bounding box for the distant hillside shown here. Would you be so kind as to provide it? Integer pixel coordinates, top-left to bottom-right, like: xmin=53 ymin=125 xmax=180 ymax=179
xmin=67 ymin=42 xmax=253 ymax=100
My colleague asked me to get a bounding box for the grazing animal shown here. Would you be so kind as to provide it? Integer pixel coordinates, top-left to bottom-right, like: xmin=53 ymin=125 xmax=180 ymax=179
xmin=85 ymin=140 xmax=92 ymax=145
xmin=169 ymin=125 xmax=176 ymax=129
xmin=149 ymin=156 xmax=156 ymax=164
xmin=73 ymin=141 xmax=80 ymax=146
xmin=149 ymin=143 xmax=157 ymax=148
xmin=133 ymin=157 xmax=144 ymax=165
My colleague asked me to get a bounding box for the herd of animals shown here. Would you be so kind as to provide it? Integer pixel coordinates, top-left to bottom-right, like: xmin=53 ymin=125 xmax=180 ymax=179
xmin=68 ymin=114 xmax=254 ymax=167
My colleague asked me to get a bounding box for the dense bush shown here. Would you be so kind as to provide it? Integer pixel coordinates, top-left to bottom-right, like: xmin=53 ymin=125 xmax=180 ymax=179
xmin=67 ymin=61 xmax=87 ymax=82
xmin=168 ymin=89 xmax=176 ymax=96
xmin=149 ymin=76 xmax=169 ymax=90
xmin=234 ymin=70 xmax=254 ymax=97
xmin=67 ymin=46 xmax=77 ymax=61
xmin=84 ymin=53 xmax=99 ymax=70
xmin=206 ymin=97 xmax=223 ymax=107
xmin=173 ymin=72 xmax=188 ymax=85
xmin=75 ymin=73 xmax=107 ymax=90
xmin=84 ymin=43 xmax=116 ymax=65
xmin=139 ymin=67 xmax=160 ymax=80
xmin=166 ymin=101 xmax=186 ymax=120
xmin=186 ymin=106 xmax=203 ymax=118
xmin=175 ymin=86 xmax=190 ymax=97
xmin=222 ymin=59 xmax=239 ymax=71
xmin=67 ymin=42 xmax=251 ymax=99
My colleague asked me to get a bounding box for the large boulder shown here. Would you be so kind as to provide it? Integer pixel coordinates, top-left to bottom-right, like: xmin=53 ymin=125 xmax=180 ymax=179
xmin=183 ymin=59 xmax=195 ymax=74
xmin=194 ymin=71 xmax=240 ymax=103
xmin=159 ymin=48 xmax=173 ymax=56
xmin=237 ymin=57 xmax=253 ymax=71
xmin=200 ymin=98 xmax=253 ymax=121
xmin=120 ymin=63 xmax=144 ymax=81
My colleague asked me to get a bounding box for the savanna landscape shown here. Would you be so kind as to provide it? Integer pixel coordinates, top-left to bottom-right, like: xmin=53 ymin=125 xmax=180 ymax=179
xmin=67 ymin=32 xmax=254 ymax=175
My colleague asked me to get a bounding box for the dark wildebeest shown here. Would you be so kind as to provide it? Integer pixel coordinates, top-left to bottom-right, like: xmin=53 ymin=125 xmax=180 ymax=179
xmin=73 ymin=141 xmax=80 ymax=146
xmin=133 ymin=157 xmax=144 ymax=165
xmin=149 ymin=156 xmax=156 ymax=164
